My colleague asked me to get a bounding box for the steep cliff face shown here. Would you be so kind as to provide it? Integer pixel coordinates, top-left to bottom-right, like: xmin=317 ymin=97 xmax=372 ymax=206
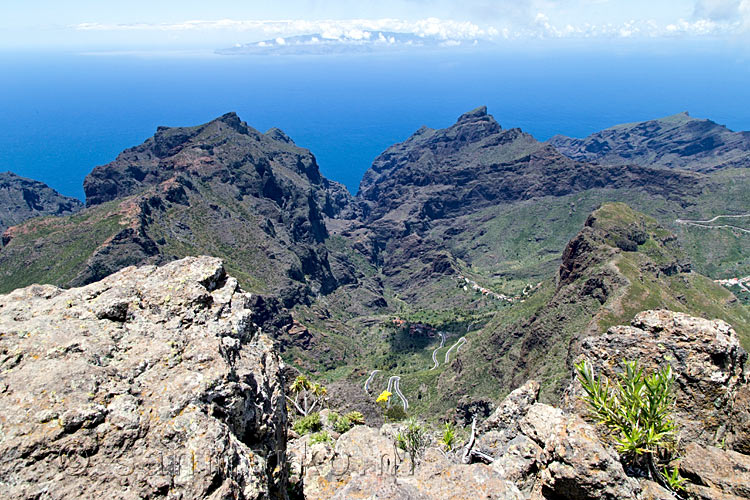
xmin=83 ymin=112 xmax=349 ymax=216
xmin=549 ymin=111 xmax=750 ymax=171
xmin=348 ymin=107 xmax=704 ymax=312
xmin=0 ymin=171 xmax=82 ymax=233
xmin=0 ymin=114 xmax=355 ymax=305
xmin=0 ymin=257 xmax=289 ymax=500
xmin=358 ymin=107 xmax=700 ymax=233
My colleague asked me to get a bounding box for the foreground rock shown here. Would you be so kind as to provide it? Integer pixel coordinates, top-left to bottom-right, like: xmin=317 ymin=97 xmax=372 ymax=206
xmin=0 ymin=257 xmax=287 ymax=499
xmin=292 ymin=381 xmax=638 ymax=500
xmin=290 ymin=425 xmax=523 ymax=500
xmin=290 ymin=309 xmax=750 ymax=499
xmin=678 ymin=442 xmax=750 ymax=500
xmin=567 ymin=309 xmax=749 ymax=451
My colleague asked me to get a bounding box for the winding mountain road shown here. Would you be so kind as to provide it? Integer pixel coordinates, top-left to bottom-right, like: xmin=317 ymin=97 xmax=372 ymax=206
xmin=430 ymin=332 xmax=447 ymax=370
xmin=363 ymin=369 xmax=380 ymax=395
xmin=362 ymin=330 xmax=470 ymax=412
xmin=389 ymin=375 xmax=408 ymax=411
xmin=444 ymin=337 xmax=466 ymax=364
xmin=676 ymin=214 xmax=750 ymax=234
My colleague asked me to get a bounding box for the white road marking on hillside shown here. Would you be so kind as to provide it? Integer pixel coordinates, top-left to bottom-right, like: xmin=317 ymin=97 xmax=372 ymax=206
xmin=430 ymin=331 xmax=447 ymax=370
xmin=390 ymin=375 xmax=408 ymax=411
xmin=444 ymin=337 xmax=467 ymax=364
xmin=364 ymin=369 xmax=380 ymax=395
xmin=676 ymin=214 xmax=750 ymax=234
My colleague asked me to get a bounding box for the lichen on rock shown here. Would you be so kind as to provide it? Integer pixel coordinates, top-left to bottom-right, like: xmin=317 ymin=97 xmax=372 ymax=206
xmin=0 ymin=256 xmax=287 ymax=499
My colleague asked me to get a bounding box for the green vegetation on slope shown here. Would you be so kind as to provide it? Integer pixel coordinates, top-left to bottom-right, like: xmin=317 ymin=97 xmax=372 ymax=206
xmin=0 ymin=200 xmax=125 ymax=293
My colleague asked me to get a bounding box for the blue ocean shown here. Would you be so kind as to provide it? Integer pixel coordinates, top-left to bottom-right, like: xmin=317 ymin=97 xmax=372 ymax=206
xmin=2 ymin=42 xmax=750 ymax=199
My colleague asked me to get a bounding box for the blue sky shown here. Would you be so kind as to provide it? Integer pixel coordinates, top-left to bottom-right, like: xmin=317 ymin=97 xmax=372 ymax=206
xmin=2 ymin=0 xmax=749 ymax=51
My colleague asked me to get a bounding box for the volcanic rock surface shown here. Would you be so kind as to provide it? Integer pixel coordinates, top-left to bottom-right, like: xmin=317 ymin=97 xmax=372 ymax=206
xmin=0 ymin=256 xmax=288 ymax=499
xmin=567 ymin=309 xmax=749 ymax=452
xmin=549 ymin=111 xmax=750 ymax=171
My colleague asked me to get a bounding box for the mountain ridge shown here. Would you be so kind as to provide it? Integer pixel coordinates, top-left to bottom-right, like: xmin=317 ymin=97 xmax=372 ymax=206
xmin=0 ymin=171 xmax=82 ymax=233
xmin=549 ymin=111 xmax=750 ymax=171
xmin=0 ymin=107 xmax=748 ymax=415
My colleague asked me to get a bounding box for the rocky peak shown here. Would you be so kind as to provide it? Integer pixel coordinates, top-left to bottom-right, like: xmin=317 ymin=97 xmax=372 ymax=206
xmin=0 ymin=256 xmax=288 ymax=499
xmin=0 ymin=171 xmax=82 ymax=233
xmin=456 ymin=105 xmax=489 ymax=123
xmin=265 ymin=127 xmax=295 ymax=144
xmin=1 ymin=112 xmax=357 ymax=307
xmin=83 ymin=112 xmax=332 ymax=207
xmin=549 ymin=111 xmax=750 ymax=171
xmin=558 ymin=202 xmax=689 ymax=288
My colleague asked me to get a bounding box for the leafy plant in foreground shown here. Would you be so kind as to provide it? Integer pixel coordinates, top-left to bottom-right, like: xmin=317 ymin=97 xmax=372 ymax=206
xmin=395 ymin=418 xmax=428 ymax=473
xmin=575 ymin=359 xmax=685 ymax=494
xmin=663 ymin=465 xmax=686 ymax=492
xmin=292 ymin=412 xmax=322 ymax=436
xmin=344 ymin=411 xmax=365 ymax=425
xmin=309 ymin=431 xmax=333 ymax=445
xmin=440 ymin=422 xmax=458 ymax=451
xmin=287 ymin=375 xmax=327 ymax=416
xmin=327 ymin=412 xmax=353 ymax=433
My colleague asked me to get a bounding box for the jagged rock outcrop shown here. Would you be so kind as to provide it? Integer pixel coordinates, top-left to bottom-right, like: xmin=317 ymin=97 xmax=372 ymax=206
xmin=550 ymin=111 xmax=750 ymax=172
xmin=358 ymin=107 xmax=701 ymax=226
xmin=0 ymin=171 xmax=82 ymax=233
xmin=0 ymin=113 xmax=356 ymax=304
xmin=83 ymin=112 xmax=347 ymax=214
xmin=678 ymin=442 xmax=750 ymax=500
xmin=289 ymin=425 xmax=524 ymax=500
xmin=292 ymin=377 xmax=641 ymax=500
xmin=339 ymin=106 xmax=708 ymax=315
xmin=0 ymin=257 xmax=288 ymax=499
xmin=567 ymin=309 xmax=749 ymax=452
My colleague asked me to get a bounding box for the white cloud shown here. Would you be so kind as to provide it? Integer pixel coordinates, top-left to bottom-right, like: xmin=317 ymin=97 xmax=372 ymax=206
xmin=72 ymin=18 xmax=494 ymax=41
xmin=71 ymin=12 xmax=749 ymax=45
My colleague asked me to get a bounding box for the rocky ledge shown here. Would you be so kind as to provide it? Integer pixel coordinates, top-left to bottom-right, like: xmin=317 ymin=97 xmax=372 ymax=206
xmin=0 ymin=257 xmax=287 ymax=499
xmin=290 ymin=309 xmax=750 ymax=500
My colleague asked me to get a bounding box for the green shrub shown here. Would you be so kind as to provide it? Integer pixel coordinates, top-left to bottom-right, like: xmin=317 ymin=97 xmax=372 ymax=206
xmin=332 ymin=415 xmax=353 ymax=434
xmin=309 ymin=431 xmax=333 ymax=445
xmin=663 ymin=465 xmax=686 ymax=492
xmin=575 ymin=359 xmax=684 ymax=492
xmin=344 ymin=411 xmax=365 ymax=425
xmin=292 ymin=412 xmax=322 ymax=435
xmin=395 ymin=418 xmax=428 ymax=473
xmin=384 ymin=405 xmax=407 ymax=422
xmin=440 ymin=422 xmax=458 ymax=451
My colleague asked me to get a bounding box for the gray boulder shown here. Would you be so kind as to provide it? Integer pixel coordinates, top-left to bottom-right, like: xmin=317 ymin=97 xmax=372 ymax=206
xmin=0 ymin=256 xmax=287 ymax=499
xmin=566 ymin=309 xmax=749 ymax=450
